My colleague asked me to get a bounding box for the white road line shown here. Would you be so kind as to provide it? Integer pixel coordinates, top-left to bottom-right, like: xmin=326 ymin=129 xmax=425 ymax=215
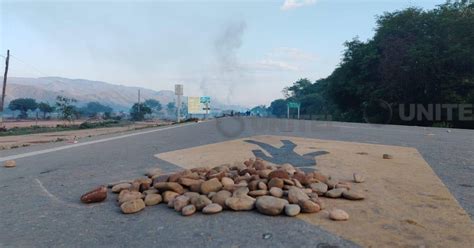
xmin=0 ymin=122 xmax=197 ymax=162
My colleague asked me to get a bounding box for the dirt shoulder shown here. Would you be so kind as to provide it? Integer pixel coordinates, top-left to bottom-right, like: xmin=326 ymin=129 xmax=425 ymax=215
xmin=0 ymin=121 xmax=171 ymax=150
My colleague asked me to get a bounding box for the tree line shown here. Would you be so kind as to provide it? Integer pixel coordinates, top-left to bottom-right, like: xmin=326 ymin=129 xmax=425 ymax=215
xmin=266 ymin=1 xmax=474 ymax=128
xmin=7 ymin=96 xmax=178 ymax=122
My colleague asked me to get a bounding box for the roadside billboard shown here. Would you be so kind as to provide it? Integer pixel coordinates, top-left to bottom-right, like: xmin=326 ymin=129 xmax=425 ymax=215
xmin=188 ymin=96 xmax=211 ymax=114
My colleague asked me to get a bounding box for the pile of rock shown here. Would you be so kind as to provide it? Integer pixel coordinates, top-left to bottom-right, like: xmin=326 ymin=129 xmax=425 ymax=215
xmin=81 ymin=158 xmax=365 ymax=221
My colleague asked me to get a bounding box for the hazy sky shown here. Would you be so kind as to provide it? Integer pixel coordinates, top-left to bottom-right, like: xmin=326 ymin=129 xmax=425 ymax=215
xmin=1 ymin=0 xmax=442 ymax=107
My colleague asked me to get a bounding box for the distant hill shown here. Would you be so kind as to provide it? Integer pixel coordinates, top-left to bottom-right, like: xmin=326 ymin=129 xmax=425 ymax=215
xmin=1 ymin=77 xmax=246 ymax=113
xmin=2 ymin=77 xmax=176 ymax=111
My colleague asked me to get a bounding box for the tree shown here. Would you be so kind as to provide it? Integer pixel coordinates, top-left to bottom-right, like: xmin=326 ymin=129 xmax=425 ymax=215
xmin=56 ymin=96 xmax=77 ymax=122
xmin=276 ymin=1 xmax=474 ymax=127
xmin=180 ymin=102 xmax=188 ymax=117
xmin=80 ymin=102 xmax=113 ymax=117
xmin=130 ymin=103 xmax=152 ymax=121
xmin=283 ymin=78 xmax=313 ymax=98
xmin=38 ymin=102 xmax=55 ymax=119
xmin=8 ymin=98 xmax=37 ymax=118
xmin=269 ymin=99 xmax=287 ymax=117
xmin=144 ymin=99 xmax=162 ymax=113
xmin=166 ymin=102 xmax=176 ymax=116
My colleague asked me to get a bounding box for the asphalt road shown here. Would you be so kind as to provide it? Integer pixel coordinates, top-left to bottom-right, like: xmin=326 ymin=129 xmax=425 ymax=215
xmin=1 ymin=117 xmax=473 ymax=247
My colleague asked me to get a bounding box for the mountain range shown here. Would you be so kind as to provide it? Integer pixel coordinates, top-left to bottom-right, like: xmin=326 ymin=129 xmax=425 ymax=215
xmin=1 ymin=77 xmax=243 ymax=112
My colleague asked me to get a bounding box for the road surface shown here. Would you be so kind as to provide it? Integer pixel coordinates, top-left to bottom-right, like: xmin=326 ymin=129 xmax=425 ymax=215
xmin=1 ymin=117 xmax=473 ymax=247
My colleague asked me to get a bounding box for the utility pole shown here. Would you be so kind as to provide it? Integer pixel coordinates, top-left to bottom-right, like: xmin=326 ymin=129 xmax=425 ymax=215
xmin=287 ymin=104 xmax=290 ymax=119
xmin=175 ymin=84 xmax=183 ymax=123
xmin=137 ymin=89 xmax=141 ymax=115
xmin=1 ymin=50 xmax=10 ymax=124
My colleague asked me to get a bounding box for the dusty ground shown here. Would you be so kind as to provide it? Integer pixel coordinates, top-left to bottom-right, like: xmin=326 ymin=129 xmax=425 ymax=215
xmin=2 ymin=119 xmax=79 ymax=128
xmin=0 ymin=120 xmax=171 ymax=150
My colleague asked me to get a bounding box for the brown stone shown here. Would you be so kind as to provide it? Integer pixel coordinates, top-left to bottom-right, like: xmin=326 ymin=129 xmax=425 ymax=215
xmin=200 ymin=178 xmax=223 ymax=194
xmin=111 ymin=183 xmax=131 ymax=193
xmin=292 ymin=172 xmax=308 ymax=185
xmin=313 ymin=198 xmax=325 ymax=209
xmin=225 ymin=195 xmax=256 ymax=211
xmin=120 ymin=199 xmax=145 ymax=214
xmin=181 ymin=204 xmax=196 ymax=216
xmin=152 ymin=174 xmax=170 ymax=184
xmin=221 ymin=177 xmax=234 ymax=187
xmin=107 ymin=180 xmax=133 ymax=188
xmin=207 ymin=170 xmax=226 ymax=180
xmin=284 ymin=204 xmax=301 ymax=216
xmin=325 ymin=178 xmax=339 ymax=189
xmin=255 ymin=196 xmax=288 ymax=216
xmin=168 ymin=170 xmax=192 ymax=182
xmin=268 ymin=170 xmax=290 ymax=180
xmin=202 ymin=203 xmax=223 ymax=214
xmin=269 ymin=187 xmax=283 ymax=198
xmin=313 ymin=172 xmax=328 ymax=182
xmin=310 ymin=182 xmax=328 ymax=195
xmin=134 ymin=178 xmax=152 ymax=192
xmin=232 ymin=187 xmax=249 ymax=197
xmin=383 ymin=154 xmax=393 ymax=159
xmin=232 ymin=162 xmax=247 ymax=172
xmin=325 ymin=188 xmax=347 ymax=198
xmin=248 ymin=190 xmax=268 ymax=197
xmin=162 ymin=191 xmax=179 ymax=203
xmin=283 ymin=179 xmax=295 ymax=186
xmin=80 ymin=185 xmax=107 ymax=203
xmin=211 ymin=190 xmax=232 ymax=207
xmin=258 ymin=169 xmax=273 ymax=178
xmin=292 ymin=179 xmax=303 ymax=188
xmin=143 ymin=188 xmax=159 ymax=195
xmin=3 ymin=160 xmax=16 ymax=168
xmin=342 ymin=190 xmax=365 ymax=200
xmin=336 ymin=182 xmax=351 ymax=190
xmin=183 ymin=192 xmax=200 ymax=201
xmin=308 ymin=192 xmax=319 ymax=201
xmin=288 ymin=187 xmax=309 ymax=204
xmin=178 ymin=177 xmax=202 ymax=187
xmin=189 ymin=182 xmax=203 ymax=192
xmin=243 ymin=159 xmax=254 ymax=167
xmin=239 ymin=168 xmax=257 ymax=176
xmin=329 ymin=209 xmax=349 ymax=221
xmin=118 ymin=190 xmax=143 ymax=204
xmin=268 ymin=178 xmax=284 ymax=189
xmin=129 ymin=182 xmax=140 ymax=192
xmin=248 ymin=180 xmax=260 ymax=191
xmin=353 ymin=173 xmax=365 ymax=183
xmin=144 ymin=193 xmax=162 ymax=206
xmin=191 ymin=195 xmax=212 ymax=210
xmin=299 ymin=200 xmax=321 ymax=213
xmin=154 ymin=182 xmax=185 ymax=194
xmin=280 ymin=163 xmax=296 ymax=175
xmin=235 ymin=181 xmax=248 ymax=187
xmin=254 ymin=159 xmax=266 ymax=170
xmin=146 ymin=168 xmax=162 ymax=178
xmin=181 ymin=172 xmax=200 ymax=180
xmin=173 ymin=195 xmax=190 ymax=211
xmin=258 ymin=181 xmax=268 ymax=190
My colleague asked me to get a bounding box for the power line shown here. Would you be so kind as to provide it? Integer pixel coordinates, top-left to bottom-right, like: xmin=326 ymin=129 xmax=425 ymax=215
xmin=4 ymin=53 xmax=75 ymax=88
xmin=9 ymin=54 xmax=51 ymax=78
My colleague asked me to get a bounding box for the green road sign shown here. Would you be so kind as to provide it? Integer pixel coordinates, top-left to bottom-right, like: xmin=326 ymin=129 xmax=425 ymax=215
xmin=287 ymin=102 xmax=300 ymax=108
xmin=200 ymin=96 xmax=211 ymax=104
